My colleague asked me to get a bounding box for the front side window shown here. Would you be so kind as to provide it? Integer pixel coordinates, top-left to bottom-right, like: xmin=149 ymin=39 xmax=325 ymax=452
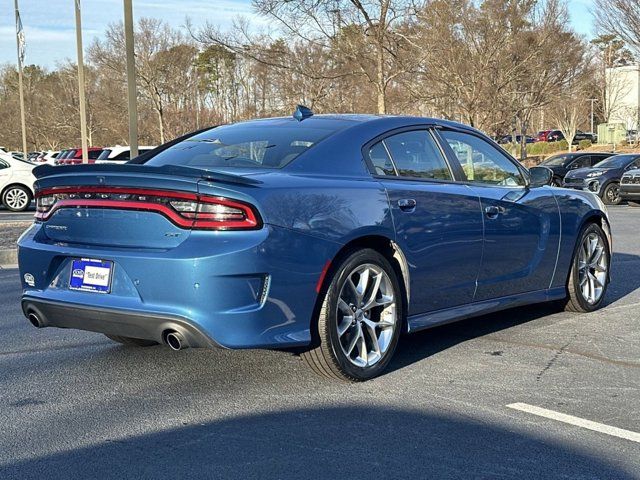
xmin=0 ymin=160 xmax=9 ymax=170
xmin=369 ymin=130 xmax=452 ymax=180
xmin=440 ymin=130 xmax=525 ymax=186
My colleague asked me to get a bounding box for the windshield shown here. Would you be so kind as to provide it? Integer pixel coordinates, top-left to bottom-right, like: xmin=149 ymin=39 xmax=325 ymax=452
xmin=594 ymin=155 xmax=637 ymax=169
xmin=541 ymin=155 xmax=570 ymax=166
xmin=144 ymin=123 xmax=339 ymax=169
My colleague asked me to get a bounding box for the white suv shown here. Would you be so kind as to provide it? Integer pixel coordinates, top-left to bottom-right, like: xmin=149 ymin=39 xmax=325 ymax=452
xmin=0 ymin=152 xmax=36 ymax=211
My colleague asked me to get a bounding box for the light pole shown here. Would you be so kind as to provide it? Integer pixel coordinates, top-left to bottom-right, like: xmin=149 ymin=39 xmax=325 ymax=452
xmin=14 ymin=0 xmax=27 ymax=161
xmin=124 ymin=0 xmax=138 ymax=158
xmin=589 ymin=98 xmax=596 ymax=135
xmin=74 ymin=0 xmax=89 ymax=164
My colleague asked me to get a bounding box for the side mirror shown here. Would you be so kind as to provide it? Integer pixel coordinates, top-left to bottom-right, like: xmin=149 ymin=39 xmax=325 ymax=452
xmin=529 ymin=166 xmax=553 ymax=187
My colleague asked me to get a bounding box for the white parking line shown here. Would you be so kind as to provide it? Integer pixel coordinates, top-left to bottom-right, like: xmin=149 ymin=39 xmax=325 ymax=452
xmin=507 ymin=403 xmax=640 ymax=444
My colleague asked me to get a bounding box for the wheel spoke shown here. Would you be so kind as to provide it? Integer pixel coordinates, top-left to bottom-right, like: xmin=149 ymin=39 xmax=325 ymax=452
xmin=355 ymin=268 xmax=370 ymax=304
xmin=345 ymin=326 xmax=360 ymax=356
xmin=338 ymin=316 xmax=353 ymax=336
xmin=362 ymin=273 xmax=383 ymax=310
xmin=337 ymin=298 xmax=352 ymax=315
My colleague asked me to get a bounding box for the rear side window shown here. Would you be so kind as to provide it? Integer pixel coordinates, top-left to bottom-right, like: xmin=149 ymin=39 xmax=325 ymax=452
xmin=368 ymin=130 xmax=452 ymax=180
xmin=113 ymin=151 xmax=131 ymax=160
xmin=570 ymin=156 xmax=590 ymax=169
xmin=145 ymin=123 xmax=338 ymax=169
xmin=97 ymin=149 xmax=111 ymax=160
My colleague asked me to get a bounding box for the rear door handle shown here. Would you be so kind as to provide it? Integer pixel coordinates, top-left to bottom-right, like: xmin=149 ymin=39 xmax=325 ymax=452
xmin=398 ymin=198 xmax=417 ymax=211
xmin=484 ymin=205 xmax=505 ymax=219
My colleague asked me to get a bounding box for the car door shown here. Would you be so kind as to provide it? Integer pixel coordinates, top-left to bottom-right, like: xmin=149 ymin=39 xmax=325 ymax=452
xmin=437 ymin=129 xmax=561 ymax=301
xmin=365 ymin=128 xmax=483 ymax=314
xmin=0 ymin=158 xmax=11 ymax=189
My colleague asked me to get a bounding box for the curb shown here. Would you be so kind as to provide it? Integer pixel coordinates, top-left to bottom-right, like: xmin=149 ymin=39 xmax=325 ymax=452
xmin=0 ymin=249 xmax=18 ymax=268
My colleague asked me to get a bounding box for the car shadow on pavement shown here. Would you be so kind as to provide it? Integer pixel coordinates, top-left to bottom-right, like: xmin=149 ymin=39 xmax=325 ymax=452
xmin=0 ymin=406 xmax=635 ymax=480
xmin=389 ymin=251 xmax=640 ymax=374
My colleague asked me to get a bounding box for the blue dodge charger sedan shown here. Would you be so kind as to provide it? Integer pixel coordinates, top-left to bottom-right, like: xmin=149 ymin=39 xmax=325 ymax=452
xmin=18 ymin=109 xmax=611 ymax=381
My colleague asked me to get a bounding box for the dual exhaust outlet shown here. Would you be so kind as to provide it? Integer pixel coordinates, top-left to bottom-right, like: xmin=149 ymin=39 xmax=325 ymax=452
xmin=25 ymin=308 xmax=189 ymax=351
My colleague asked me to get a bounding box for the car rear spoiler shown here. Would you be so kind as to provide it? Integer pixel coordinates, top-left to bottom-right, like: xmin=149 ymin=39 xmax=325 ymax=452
xmin=32 ymin=163 xmax=262 ymax=186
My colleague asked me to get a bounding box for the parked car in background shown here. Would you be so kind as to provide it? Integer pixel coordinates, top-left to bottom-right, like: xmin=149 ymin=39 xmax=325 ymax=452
xmin=497 ymin=134 xmax=535 ymax=145
xmin=540 ymin=152 xmax=614 ymax=186
xmin=32 ymin=151 xmax=60 ymax=165
xmin=9 ymin=151 xmax=25 ymax=161
xmin=620 ymin=168 xmax=640 ymax=206
xmin=54 ymin=149 xmax=73 ymax=165
xmin=0 ymin=151 xmax=36 ymax=211
xmin=563 ymin=153 xmax=640 ymax=205
xmin=627 ymin=130 xmax=638 ymax=144
xmin=94 ymin=145 xmax=156 ymax=164
xmin=546 ymin=130 xmax=564 ymax=142
xmin=535 ymin=130 xmax=553 ymax=142
xmin=18 ymin=111 xmax=611 ymax=381
xmin=58 ymin=147 xmax=104 ymax=165
xmin=574 ymin=130 xmax=596 ymax=143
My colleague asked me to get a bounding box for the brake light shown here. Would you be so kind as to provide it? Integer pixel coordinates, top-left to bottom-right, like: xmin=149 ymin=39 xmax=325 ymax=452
xmin=35 ymin=187 xmax=261 ymax=230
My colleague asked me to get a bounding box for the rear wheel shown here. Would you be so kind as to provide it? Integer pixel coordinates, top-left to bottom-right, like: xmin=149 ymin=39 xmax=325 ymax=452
xmin=301 ymin=249 xmax=403 ymax=381
xmin=104 ymin=334 xmax=158 ymax=347
xmin=2 ymin=185 xmax=31 ymax=211
xmin=564 ymin=223 xmax=610 ymax=312
xmin=602 ymin=182 xmax=621 ymax=205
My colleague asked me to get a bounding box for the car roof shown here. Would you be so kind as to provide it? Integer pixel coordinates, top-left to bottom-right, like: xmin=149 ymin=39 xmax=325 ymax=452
xmin=229 ymin=114 xmax=486 ymax=137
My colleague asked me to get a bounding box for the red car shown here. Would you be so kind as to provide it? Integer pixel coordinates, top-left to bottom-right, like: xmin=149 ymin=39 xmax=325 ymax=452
xmin=535 ymin=130 xmax=553 ymax=142
xmin=60 ymin=147 xmax=105 ymax=165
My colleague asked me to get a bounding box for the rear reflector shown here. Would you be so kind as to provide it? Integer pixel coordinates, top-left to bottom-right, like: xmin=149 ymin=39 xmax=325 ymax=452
xmin=35 ymin=187 xmax=261 ymax=230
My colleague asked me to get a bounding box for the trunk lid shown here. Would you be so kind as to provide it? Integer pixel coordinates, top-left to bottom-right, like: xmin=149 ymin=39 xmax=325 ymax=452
xmin=33 ymin=164 xmax=262 ymax=249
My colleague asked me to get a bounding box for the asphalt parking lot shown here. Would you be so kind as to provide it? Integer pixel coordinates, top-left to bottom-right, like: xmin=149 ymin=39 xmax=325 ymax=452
xmin=0 ymin=207 xmax=638 ymax=479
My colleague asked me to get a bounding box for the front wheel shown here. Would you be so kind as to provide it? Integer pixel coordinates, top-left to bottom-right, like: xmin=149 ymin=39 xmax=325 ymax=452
xmin=564 ymin=223 xmax=610 ymax=312
xmin=2 ymin=185 xmax=31 ymax=211
xmin=301 ymin=249 xmax=403 ymax=381
xmin=601 ymin=182 xmax=621 ymax=205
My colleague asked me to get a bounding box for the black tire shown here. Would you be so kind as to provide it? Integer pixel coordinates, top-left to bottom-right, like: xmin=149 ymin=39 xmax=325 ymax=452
xmin=104 ymin=334 xmax=158 ymax=347
xmin=601 ymin=182 xmax=621 ymax=205
xmin=301 ymin=249 xmax=403 ymax=382
xmin=564 ymin=223 xmax=610 ymax=313
xmin=627 ymin=201 xmax=640 ymax=207
xmin=2 ymin=185 xmax=31 ymax=212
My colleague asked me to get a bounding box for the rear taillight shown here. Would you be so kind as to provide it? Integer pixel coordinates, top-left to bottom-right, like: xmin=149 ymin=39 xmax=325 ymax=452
xmin=35 ymin=187 xmax=261 ymax=230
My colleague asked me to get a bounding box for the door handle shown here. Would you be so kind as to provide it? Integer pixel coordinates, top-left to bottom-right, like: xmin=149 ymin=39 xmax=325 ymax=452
xmin=484 ymin=205 xmax=505 ymax=219
xmin=398 ymin=198 xmax=417 ymax=211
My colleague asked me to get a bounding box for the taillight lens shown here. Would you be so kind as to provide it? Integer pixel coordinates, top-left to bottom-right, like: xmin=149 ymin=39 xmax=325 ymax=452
xmin=35 ymin=187 xmax=261 ymax=230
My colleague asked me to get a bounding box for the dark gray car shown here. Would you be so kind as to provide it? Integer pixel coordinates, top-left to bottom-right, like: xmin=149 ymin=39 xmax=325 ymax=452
xmin=540 ymin=152 xmax=613 ymax=186
xmin=563 ymin=154 xmax=640 ymax=205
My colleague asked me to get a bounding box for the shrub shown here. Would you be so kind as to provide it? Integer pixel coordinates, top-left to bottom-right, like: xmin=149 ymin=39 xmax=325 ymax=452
xmin=578 ymin=139 xmax=592 ymax=150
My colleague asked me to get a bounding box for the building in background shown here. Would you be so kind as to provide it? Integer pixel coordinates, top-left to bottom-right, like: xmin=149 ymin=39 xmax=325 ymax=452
xmin=599 ymin=65 xmax=640 ymax=143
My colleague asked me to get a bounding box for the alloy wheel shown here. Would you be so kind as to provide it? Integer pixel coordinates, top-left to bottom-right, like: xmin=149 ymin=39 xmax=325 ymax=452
xmin=336 ymin=264 xmax=397 ymax=368
xmin=578 ymin=232 xmax=608 ymax=304
xmin=606 ymin=184 xmax=620 ymax=204
xmin=5 ymin=187 xmax=29 ymax=211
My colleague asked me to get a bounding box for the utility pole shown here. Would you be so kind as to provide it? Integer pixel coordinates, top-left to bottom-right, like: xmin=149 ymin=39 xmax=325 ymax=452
xmin=124 ymin=0 xmax=138 ymax=158
xmin=74 ymin=0 xmax=89 ymax=164
xmin=14 ymin=0 xmax=27 ymax=161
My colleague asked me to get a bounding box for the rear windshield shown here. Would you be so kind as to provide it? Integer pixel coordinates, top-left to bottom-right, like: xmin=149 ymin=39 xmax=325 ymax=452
xmin=144 ymin=123 xmax=337 ymax=169
xmin=594 ymin=155 xmax=637 ymax=169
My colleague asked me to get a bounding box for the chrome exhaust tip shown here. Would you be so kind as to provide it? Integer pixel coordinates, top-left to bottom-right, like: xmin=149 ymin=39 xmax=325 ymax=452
xmin=165 ymin=331 xmax=187 ymax=351
xmin=27 ymin=311 xmax=46 ymax=328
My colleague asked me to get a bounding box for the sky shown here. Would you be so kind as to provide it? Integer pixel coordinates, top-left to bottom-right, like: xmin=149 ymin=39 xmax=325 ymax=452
xmin=0 ymin=0 xmax=596 ymax=68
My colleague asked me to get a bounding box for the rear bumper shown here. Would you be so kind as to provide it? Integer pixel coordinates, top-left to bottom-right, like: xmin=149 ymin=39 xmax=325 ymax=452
xmin=18 ymin=223 xmax=342 ymax=349
xmin=22 ymin=297 xmax=218 ymax=348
